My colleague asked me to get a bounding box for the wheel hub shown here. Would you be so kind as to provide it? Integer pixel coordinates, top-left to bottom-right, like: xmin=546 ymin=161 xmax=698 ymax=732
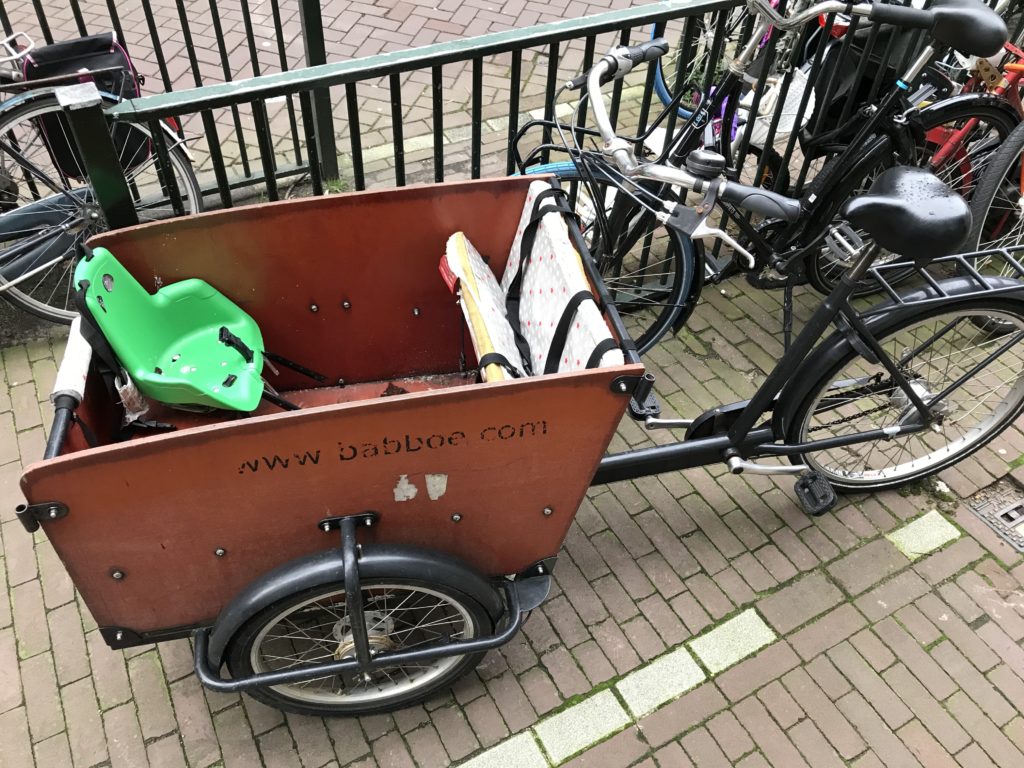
xmin=890 ymin=380 xmax=954 ymax=425
xmin=331 ymin=610 xmax=397 ymax=662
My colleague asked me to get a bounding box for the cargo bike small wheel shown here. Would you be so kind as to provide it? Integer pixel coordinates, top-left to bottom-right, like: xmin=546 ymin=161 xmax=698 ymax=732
xmin=224 ymin=578 xmax=493 ymax=716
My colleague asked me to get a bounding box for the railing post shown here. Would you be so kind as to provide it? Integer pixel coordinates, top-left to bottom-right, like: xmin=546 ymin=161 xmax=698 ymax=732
xmin=56 ymin=83 xmax=138 ymax=228
xmin=299 ymin=0 xmax=340 ymax=183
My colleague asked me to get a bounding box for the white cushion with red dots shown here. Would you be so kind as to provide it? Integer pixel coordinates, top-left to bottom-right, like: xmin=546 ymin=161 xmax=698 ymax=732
xmin=503 ymin=181 xmax=624 ymax=373
xmin=441 ymin=232 xmax=525 ymax=382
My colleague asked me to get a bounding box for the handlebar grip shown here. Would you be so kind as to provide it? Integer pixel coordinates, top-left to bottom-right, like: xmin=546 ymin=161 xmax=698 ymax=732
xmin=868 ymin=2 xmax=935 ymax=30
xmin=619 ymin=37 xmax=670 ymax=68
xmin=720 ymin=183 xmax=802 ymax=223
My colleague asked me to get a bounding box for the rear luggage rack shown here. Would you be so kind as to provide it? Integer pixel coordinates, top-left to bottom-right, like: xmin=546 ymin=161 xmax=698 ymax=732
xmin=863 ymin=246 xmax=1024 ymax=314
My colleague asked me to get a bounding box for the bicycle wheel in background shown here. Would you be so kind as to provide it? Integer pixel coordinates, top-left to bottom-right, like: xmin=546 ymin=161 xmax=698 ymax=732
xmin=0 ymin=94 xmax=201 ymax=323
xmin=965 ymin=118 xmax=1024 ymax=258
xmin=526 ymin=162 xmax=698 ymax=354
xmin=805 ymin=96 xmax=1019 ymax=295
xmin=787 ymin=299 xmax=1024 ymax=491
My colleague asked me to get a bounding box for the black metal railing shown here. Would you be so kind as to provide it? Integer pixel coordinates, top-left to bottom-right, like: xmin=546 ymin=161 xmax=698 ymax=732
xmin=21 ymin=0 xmax=1024 ymax=219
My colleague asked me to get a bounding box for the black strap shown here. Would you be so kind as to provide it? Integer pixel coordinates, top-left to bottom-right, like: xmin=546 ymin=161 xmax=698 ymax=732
xmin=478 ymin=352 xmax=522 ymax=379
xmin=506 ymin=189 xmax=575 ymax=376
xmin=586 ymin=338 xmax=620 ymax=369
xmin=544 ymin=290 xmax=595 ymax=375
xmin=72 ymin=280 xmax=124 ymax=383
xmin=219 ymin=326 xmax=254 ymax=363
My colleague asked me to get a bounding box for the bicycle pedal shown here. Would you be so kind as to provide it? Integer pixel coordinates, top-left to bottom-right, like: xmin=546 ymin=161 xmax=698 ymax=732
xmin=794 ymin=471 xmax=837 ymax=517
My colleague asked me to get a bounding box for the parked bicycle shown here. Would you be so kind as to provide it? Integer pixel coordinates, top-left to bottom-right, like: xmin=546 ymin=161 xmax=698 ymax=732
xmin=0 ymin=31 xmax=201 ymax=323
xmin=516 ymin=0 xmax=1017 ymax=353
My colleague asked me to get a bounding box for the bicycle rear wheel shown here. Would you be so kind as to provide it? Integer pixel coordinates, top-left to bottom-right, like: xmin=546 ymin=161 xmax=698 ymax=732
xmin=527 ymin=162 xmax=698 ymax=354
xmin=788 ymin=299 xmax=1024 ymax=492
xmin=0 ymin=94 xmax=201 ymax=323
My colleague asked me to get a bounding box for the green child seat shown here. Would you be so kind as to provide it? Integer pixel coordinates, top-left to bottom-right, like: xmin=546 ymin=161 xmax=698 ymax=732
xmin=73 ymin=247 xmax=266 ymax=412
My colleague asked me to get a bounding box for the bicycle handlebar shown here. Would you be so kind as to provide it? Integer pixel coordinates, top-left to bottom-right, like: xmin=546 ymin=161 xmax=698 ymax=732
xmin=566 ymin=37 xmax=668 ymax=91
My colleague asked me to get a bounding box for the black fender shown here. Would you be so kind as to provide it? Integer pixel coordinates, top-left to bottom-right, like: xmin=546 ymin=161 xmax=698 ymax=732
xmin=205 ymin=543 xmax=507 ymax=671
xmin=917 ymin=93 xmax=1020 ymax=139
xmin=772 ymin=275 xmax=1024 ymax=438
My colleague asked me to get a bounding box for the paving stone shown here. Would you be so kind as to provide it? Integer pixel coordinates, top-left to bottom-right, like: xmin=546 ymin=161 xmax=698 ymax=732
xmin=0 ymin=707 xmax=32 ymax=768
xmin=592 ymin=618 xmax=642 ymax=674
xmin=958 ymin=570 xmax=1024 ymax=640
xmin=930 ymin=641 xmax=1015 ymax=727
xmin=359 ymin=713 xmax=394 ymax=742
xmin=873 ymin=618 xmax=956 ymax=700
xmin=638 ymin=552 xmax=685 ymax=598
xmin=788 ymin=718 xmax=845 ymax=768
xmin=0 ymin=628 xmax=22 ymax=713
xmin=11 ymin=580 xmax=48 ymax=658
xmin=573 ymin=639 xmax=617 ymax=685
xmin=894 ymin=604 xmax=942 ymax=646
xmin=86 ymin=630 xmax=132 ymax=709
xmin=757 ymin=572 xmax=843 ymax=635
xmin=681 ymin=725 xmax=731 ymax=767
xmin=370 ymin=731 xmax=414 ymax=768
xmin=213 ymin=705 xmax=262 ymax=768
xmin=652 ymin=741 xmax=694 ymax=768
xmin=836 ymin=691 xmax=922 ymax=768
xmin=431 ymin=704 xmax=480 ymax=762
xmin=917 ymin=593 xmax=1000 ymax=672
xmin=36 ymin=540 xmax=74 ymax=610
xmin=616 ymin=645 xmax=705 ymax=718
xmin=715 ymin=641 xmax=801 ymax=703
xmin=684 ymin=573 xmax=734 ymax=620
xmin=781 ymin=667 xmax=865 ymax=759
xmin=20 ymin=651 xmax=62 ymax=741
xmin=325 ymin=718 xmax=371 ymax=765
xmin=637 ymin=682 xmax=728 ymax=749
xmin=545 ymin=595 xmax=590 ymax=649
xmin=945 ymin=691 xmax=1024 ymax=767
xmin=32 ymin=732 xmax=72 ymax=768
xmin=798 ymin=525 xmax=840 ymax=564
xmin=105 ymin=702 xmax=149 ymax=768
xmin=828 ymin=539 xmax=908 ymax=596
xmin=485 ymin=671 xmax=540 ymax=733
xmin=669 ymin=591 xmax=713 ymax=635
xmin=856 ymin=570 xmax=931 ymax=622
xmin=46 ymin=601 xmax=89 ymax=686
xmin=562 ymin=726 xmax=648 ymax=768
xmin=789 ymin=603 xmax=868 ymax=661
xmin=286 ymin=712 xmax=335 ymax=768
xmin=896 ymin=719 xmax=960 ymax=768
xmin=757 ymin=680 xmax=802 ymax=729
xmin=938 ymin=581 xmax=986 ymax=623
xmin=594 ymin=573 xmax=641 ymax=624
xmin=464 ymin=694 xmax=509 ymax=748
xmin=170 ymin=677 xmax=221 ymax=768
xmin=458 ymin=732 xmax=546 ymax=768
xmin=753 ymin=543 xmax=798 ymax=584
xmin=406 ymin=724 xmax=450 ymax=768
xmin=128 ymin=650 xmax=176 ymax=740
xmin=62 ymin=677 xmax=108 ymax=768
xmin=622 ymin=615 xmax=666 ymax=660
xmin=733 ymin=695 xmax=810 ymax=768
xmin=955 ymin=742 xmax=999 ymax=768
xmin=683 ymin=532 xmax=729 ymax=576
xmin=392 ymin=705 xmax=429 ymax=735
xmin=828 ymin=642 xmax=912 ymax=729
xmin=689 ymin=609 xmax=776 ymax=675
xmin=881 ymin=663 xmax=970 ymax=754
xmin=553 ymin=557 xmax=608 ymax=626
xmin=534 ymin=689 xmax=630 ymax=765
xmin=913 ymin=537 xmax=985 ymax=585
xmin=850 ymin=627 xmax=896 ymax=671
xmin=541 ymin=646 xmax=589 ymax=699
xmin=637 ymin=594 xmax=688 ymax=647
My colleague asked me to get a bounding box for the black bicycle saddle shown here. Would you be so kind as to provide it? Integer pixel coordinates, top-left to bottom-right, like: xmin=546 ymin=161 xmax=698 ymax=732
xmin=841 ymin=166 xmax=971 ymax=262
xmin=929 ymin=0 xmax=1007 ymax=57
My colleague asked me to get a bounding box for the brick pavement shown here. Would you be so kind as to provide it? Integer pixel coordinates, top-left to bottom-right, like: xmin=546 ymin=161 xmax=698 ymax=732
xmin=4 ymin=2 xmax=1024 ymax=768
xmin=5 ymin=270 xmax=1024 ymax=768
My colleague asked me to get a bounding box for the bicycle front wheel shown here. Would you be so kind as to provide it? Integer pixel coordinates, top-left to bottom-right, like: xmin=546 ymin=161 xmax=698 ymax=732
xmin=528 ymin=162 xmax=698 ymax=354
xmin=788 ymin=300 xmax=1024 ymax=492
xmin=0 ymin=94 xmax=202 ymax=323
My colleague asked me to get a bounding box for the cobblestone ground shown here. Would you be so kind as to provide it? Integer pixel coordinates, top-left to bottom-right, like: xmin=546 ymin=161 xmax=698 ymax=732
xmin=6 ymin=2 xmax=1024 ymax=768
xmin=5 ymin=279 xmax=1024 ymax=768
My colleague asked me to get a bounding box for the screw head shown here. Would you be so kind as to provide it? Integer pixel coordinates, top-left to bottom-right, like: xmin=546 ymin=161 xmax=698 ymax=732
xmin=342 ymin=300 xmax=352 ymax=310
xmin=618 ymin=381 xmax=627 ymax=393
xmin=365 ymin=518 xmax=372 ymax=526
xmin=451 ymin=513 xmax=462 ymax=523
xmin=48 ymin=507 xmax=59 ymax=519
xmin=215 ymin=548 xmax=226 ymax=557
xmin=543 ymin=507 xmax=553 ymax=516
xmin=412 ymin=307 xmax=421 ymax=317
xmin=111 ymin=570 xmax=124 ymax=580
xmin=321 ymin=522 xmax=332 ymax=532
xmin=115 ymin=630 xmax=123 ymax=641
xmin=310 ymin=304 xmax=319 ymax=313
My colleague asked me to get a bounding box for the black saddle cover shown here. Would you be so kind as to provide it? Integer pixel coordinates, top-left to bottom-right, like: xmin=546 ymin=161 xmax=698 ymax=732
xmin=841 ymin=166 xmax=971 ymax=262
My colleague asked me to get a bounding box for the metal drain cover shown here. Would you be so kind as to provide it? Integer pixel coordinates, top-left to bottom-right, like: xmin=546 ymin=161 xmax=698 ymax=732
xmin=967 ymin=479 xmax=1024 ymax=552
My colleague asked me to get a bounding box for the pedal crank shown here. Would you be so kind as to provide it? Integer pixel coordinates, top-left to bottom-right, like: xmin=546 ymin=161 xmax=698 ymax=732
xmin=794 ymin=471 xmax=837 ymax=517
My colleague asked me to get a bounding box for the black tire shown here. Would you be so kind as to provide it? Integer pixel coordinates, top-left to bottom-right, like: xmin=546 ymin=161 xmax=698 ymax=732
xmin=787 ymin=299 xmax=1024 ymax=492
xmin=526 ymin=162 xmax=698 ymax=354
xmin=805 ymin=96 xmax=1019 ymax=296
xmin=964 ymin=118 xmax=1024 ymax=261
xmin=0 ymin=94 xmax=201 ymax=323
xmin=225 ymin=577 xmax=492 ymax=717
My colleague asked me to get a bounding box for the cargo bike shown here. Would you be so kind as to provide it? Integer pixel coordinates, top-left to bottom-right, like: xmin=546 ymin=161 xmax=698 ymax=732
xmin=17 ymin=13 xmax=1024 ymax=718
